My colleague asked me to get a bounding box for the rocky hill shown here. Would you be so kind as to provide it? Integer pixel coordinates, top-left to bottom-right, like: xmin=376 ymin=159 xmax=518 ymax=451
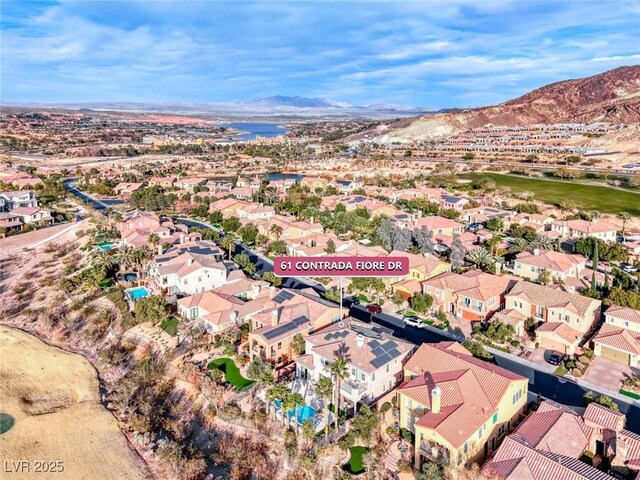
xmin=365 ymin=65 xmax=640 ymax=142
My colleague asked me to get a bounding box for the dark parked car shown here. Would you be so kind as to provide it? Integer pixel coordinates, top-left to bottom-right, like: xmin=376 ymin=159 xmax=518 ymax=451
xmin=343 ymin=295 xmax=360 ymax=307
xmin=546 ymin=351 xmax=565 ymax=366
xmin=366 ymin=303 xmax=382 ymax=314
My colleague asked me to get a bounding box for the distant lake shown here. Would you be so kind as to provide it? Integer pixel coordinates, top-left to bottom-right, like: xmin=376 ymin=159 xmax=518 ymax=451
xmin=267 ymin=172 xmax=303 ymax=182
xmin=223 ymin=122 xmax=289 ymax=141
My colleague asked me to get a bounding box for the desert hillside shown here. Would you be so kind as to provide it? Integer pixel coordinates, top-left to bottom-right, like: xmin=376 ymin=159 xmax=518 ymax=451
xmin=0 ymin=326 xmax=149 ymax=480
xmin=365 ymin=65 xmax=640 ymax=142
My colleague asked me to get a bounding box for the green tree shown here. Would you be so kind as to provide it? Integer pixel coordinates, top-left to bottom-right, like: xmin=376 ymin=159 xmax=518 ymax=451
xmin=266 ymin=383 xmax=288 ymax=421
xmin=410 ymin=293 xmax=433 ymax=314
xmin=238 ymin=223 xmax=258 ymax=245
xmin=270 ymin=224 xmax=283 ymax=240
xmin=325 ymin=239 xmax=336 ymax=254
xmin=221 ymin=235 xmax=235 ymax=259
xmin=291 ymin=334 xmax=306 ymax=356
xmin=486 ymin=217 xmax=504 ymax=232
xmin=350 ymin=405 xmax=379 ymax=445
xmin=221 ymin=217 xmax=241 ymax=233
xmin=314 ymin=376 xmax=334 ymax=441
xmin=268 ymin=240 xmax=287 ymax=256
xmin=328 ymin=357 xmax=349 ymax=431
xmin=619 ymin=212 xmax=631 ymax=239
xmin=262 ymin=271 xmax=282 ymax=287
xmin=133 ymin=295 xmax=168 ymax=325
xmin=208 ymin=210 xmax=223 ymax=224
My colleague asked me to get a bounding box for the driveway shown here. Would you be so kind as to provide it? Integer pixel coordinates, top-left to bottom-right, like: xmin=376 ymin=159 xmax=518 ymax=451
xmin=583 ymin=357 xmax=633 ymax=392
xmin=527 ymin=348 xmax=557 ymax=373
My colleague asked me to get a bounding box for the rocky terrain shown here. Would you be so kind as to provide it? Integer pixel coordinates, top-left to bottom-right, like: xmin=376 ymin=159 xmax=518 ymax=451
xmin=360 ymin=65 xmax=640 ymax=142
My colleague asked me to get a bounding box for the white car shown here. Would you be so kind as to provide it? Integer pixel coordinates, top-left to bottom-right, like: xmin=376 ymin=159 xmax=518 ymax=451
xmin=622 ymin=264 xmax=638 ymax=273
xmin=403 ymin=316 xmax=424 ymax=329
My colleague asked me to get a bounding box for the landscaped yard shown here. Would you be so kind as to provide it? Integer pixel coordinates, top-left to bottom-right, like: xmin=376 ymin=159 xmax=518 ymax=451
xmin=355 ymin=294 xmax=370 ymax=303
xmin=620 ymin=389 xmax=640 ymax=400
xmin=554 ymin=367 xmax=568 ymax=377
xmin=343 ymin=446 xmax=369 ymax=475
xmin=460 ymin=172 xmax=640 ymax=215
xmin=160 ymin=317 xmax=179 ymax=336
xmin=208 ymin=357 xmax=254 ymax=390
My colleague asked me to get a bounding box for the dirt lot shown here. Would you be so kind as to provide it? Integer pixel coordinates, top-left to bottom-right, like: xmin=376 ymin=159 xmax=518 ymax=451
xmin=0 ymin=326 xmax=150 ymax=480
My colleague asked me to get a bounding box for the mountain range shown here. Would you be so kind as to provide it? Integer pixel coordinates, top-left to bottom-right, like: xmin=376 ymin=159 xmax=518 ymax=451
xmin=364 ymin=65 xmax=640 ymax=142
xmin=4 ymin=96 xmax=430 ymax=119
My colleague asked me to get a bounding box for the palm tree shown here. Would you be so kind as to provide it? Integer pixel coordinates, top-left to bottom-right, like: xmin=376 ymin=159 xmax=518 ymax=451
xmin=466 ymin=247 xmax=494 ymax=269
xmin=590 ymin=210 xmax=601 ymax=222
xmin=265 ymin=383 xmax=287 ymax=421
xmin=484 ymin=235 xmax=502 ymax=256
xmin=148 ymin=233 xmax=160 ymax=253
xmin=619 ymin=212 xmax=631 ymax=240
xmin=328 ymin=357 xmax=349 ymax=431
xmin=508 ymin=238 xmax=530 ymax=254
xmin=529 ymin=235 xmax=554 ymax=251
xmin=280 ymin=388 xmax=297 ymax=428
xmin=115 ymin=243 xmax=135 ymax=273
xmin=314 ymin=376 xmax=334 ymax=441
xmin=245 ymin=262 xmax=257 ymax=277
xmin=289 ymin=391 xmax=305 ymax=436
xmin=220 ymin=235 xmax=235 ymax=259
xmin=91 ymin=248 xmax=115 ymax=270
xmin=270 ymin=224 xmax=283 ymax=241
xmin=132 ymin=246 xmax=151 ymax=284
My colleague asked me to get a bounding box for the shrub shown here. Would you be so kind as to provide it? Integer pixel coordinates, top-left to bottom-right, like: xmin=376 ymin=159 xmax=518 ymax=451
xmin=572 ymin=368 xmax=584 ymax=378
xmin=578 ymin=355 xmax=591 ymax=364
xmin=380 ymin=402 xmax=391 ymax=413
xmin=338 ymin=432 xmax=355 ymax=450
xmin=565 ymin=360 xmax=575 ymax=369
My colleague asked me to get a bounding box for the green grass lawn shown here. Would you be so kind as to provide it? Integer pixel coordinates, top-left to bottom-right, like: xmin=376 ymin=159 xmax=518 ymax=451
xmin=554 ymin=367 xmax=568 ymax=377
xmin=160 ymin=316 xmax=179 ymax=336
xmin=343 ymin=446 xmax=369 ymax=475
xmin=460 ymin=172 xmax=640 ymax=216
xmin=620 ymin=389 xmax=640 ymax=400
xmin=208 ymin=357 xmax=254 ymax=390
xmin=355 ymin=294 xmax=370 ymax=303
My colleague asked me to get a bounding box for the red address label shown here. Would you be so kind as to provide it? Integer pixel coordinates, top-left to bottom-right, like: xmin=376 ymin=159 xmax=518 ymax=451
xmin=273 ymin=256 xmax=409 ymax=277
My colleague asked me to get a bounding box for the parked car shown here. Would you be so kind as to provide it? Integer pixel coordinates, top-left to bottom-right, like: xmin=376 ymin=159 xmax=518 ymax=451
xmin=366 ymin=303 xmax=382 ymax=314
xmin=343 ymin=295 xmax=360 ymax=307
xmin=621 ymin=263 xmax=638 ymax=273
xmin=546 ymin=351 xmax=565 ymax=366
xmin=403 ymin=315 xmax=424 ymax=329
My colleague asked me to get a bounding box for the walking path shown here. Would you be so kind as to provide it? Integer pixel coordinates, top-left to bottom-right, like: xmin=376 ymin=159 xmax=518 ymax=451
xmin=0 ymin=219 xmax=83 ymax=258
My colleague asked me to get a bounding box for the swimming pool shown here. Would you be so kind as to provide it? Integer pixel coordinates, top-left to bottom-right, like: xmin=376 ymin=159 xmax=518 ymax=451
xmin=125 ymin=286 xmax=150 ymax=301
xmin=96 ymin=241 xmax=115 ymax=251
xmin=274 ymin=400 xmax=317 ymax=424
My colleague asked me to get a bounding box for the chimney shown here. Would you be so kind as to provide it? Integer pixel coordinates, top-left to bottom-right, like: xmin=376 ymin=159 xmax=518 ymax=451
xmin=157 ymin=245 xmax=163 ymax=255
xmin=229 ymin=311 xmax=238 ymax=323
xmin=495 ymin=262 xmax=502 ymax=275
xmin=187 ymin=258 xmax=194 ymax=266
xmin=356 ymin=333 xmax=364 ymax=347
xmin=252 ymin=284 xmax=261 ymax=299
xmin=533 ymin=249 xmax=540 ymax=256
xmin=271 ymin=309 xmax=279 ymax=326
xmin=180 ymin=233 xmax=185 ymax=244
xmin=431 ymin=386 xmax=442 ymax=414
xmin=269 ymin=285 xmax=277 ymax=299
xmin=616 ymin=435 xmax=628 ymax=463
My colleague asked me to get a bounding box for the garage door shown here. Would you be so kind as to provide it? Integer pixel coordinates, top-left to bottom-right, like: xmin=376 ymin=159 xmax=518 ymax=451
xmin=599 ymin=345 xmax=630 ymax=365
xmin=538 ymin=336 xmax=568 ymax=354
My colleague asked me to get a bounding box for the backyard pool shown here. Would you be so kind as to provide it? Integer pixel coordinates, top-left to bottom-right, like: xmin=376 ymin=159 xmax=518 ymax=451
xmin=125 ymin=286 xmax=150 ymax=301
xmin=96 ymin=241 xmax=116 ymax=251
xmin=275 ymin=400 xmax=318 ymax=424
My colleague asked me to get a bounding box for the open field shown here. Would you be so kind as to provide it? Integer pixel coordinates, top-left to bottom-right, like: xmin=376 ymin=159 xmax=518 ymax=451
xmin=0 ymin=326 xmax=149 ymax=480
xmin=460 ymin=172 xmax=640 ymax=216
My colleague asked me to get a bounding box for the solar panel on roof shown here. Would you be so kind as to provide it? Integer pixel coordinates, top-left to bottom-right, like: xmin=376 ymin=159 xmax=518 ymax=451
xmin=273 ymin=290 xmax=295 ymax=304
xmin=387 ymin=348 xmax=401 ymax=358
xmin=262 ymin=315 xmax=308 ymax=340
xmin=369 ymin=340 xmax=380 ymax=349
xmin=381 ymin=340 xmax=397 ymax=350
xmin=371 ymin=355 xmax=391 ymax=368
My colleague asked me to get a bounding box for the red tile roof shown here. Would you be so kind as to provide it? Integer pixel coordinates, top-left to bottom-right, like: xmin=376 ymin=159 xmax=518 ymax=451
xmin=583 ymin=403 xmax=626 ymax=431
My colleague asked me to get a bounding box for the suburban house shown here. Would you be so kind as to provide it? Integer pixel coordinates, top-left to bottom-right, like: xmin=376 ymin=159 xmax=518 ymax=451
xmin=299 ymin=176 xmax=327 ymax=191
xmin=286 ymin=232 xmax=351 ymax=257
xmin=113 ymin=182 xmax=144 ymax=198
xmin=210 ymin=198 xmax=249 ymax=218
xmin=295 ymin=319 xmax=414 ymax=411
xmin=422 ymin=270 xmax=519 ymax=321
xmin=504 ymin=281 xmax=602 ymax=354
xmin=333 ymin=179 xmax=364 ymax=194
xmin=257 ymin=215 xmax=324 ymax=241
xmin=149 ymin=239 xmax=237 ymax=296
xmin=513 ymin=249 xmax=587 ymax=282
xmin=0 ymin=212 xmax=23 ymax=233
xmin=388 ymin=250 xmax=451 ymax=300
xmin=176 ymin=177 xmax=208 ymax=191
xmin=592 ymin=305 xmax=640 ymax=367
xmin=148 ymin=176 xmax=177 ymax=188
xmin=177 ymin=281 xmax=272 ymax=333
xmin=0 ymin=190 xmax=37 ymax=210
xmin=237 ymin=203 xmax=276 ymax=221
xmin=622 ymin=241 xmax=640 ymax=264
xmin=551 ymin=219 xmax=617 ymax=241
xmin=483 ymin=401 xmax=615 ymax=480
xmin=119 ymin=210 xmax=188 ymax=248
xmin=410 ymin=216 xmax=464 ymax=236
xmin=398 ymin=342 xmax=528 ymax=468
xmin=10 ymin=207 xmax=53 ymax=225
xmin=248 ymin=290 xmax=341 ymax=368
xmin=439 ymin=194 xmax=470 ymax=211
xmin=511 ymin=213 xmax=554 ymax=233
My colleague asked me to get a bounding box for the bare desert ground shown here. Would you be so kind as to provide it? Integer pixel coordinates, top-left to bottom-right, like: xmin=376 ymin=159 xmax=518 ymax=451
xmin=0 ymin=326 xmax=150 ymax=480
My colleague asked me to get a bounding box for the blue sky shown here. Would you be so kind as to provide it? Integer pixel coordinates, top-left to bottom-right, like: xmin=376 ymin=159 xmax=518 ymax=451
xmin=2 ymin=0 xmax=639 ymax=108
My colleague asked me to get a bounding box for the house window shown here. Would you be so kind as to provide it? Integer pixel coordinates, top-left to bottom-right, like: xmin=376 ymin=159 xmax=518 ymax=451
xmin=498 ymin=425 xmax=506 ymax=438
xmin=277 ymin=342 xmax=282 ymax=350
xmin=492 ymin=413 xmax=498 ymax=424
xmin=371 ymin=372 xmax=376 ymax=382
xmin=386 ymin=364 xmax=390 ymax=373
xmin=625 ymin=321 xmax=629 ymax=328
xmin=190 ymin=308 xmax=198 ymax=319
xmin=360 ymin=373 xmax=365 ymax=381
xmin=463 ymin=442 xmax=468 ymax=453
xmin=530 ymin=266 xmax=536 ymax=272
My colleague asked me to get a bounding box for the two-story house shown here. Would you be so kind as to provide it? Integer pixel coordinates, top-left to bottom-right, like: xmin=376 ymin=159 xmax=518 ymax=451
xmin=398 ymin=342 xmax=528 ymax=468
xmin=119 ymin=210 xmax=188 ymax=248
xmin=551 ymin=219 xmax=617 ymax=241
xmin=514 ymin=249 xmax=586 ymax=282
xmin=248 ymin=290 xmax=341 ymax=368
xmin=10 ymin=207 xmax=53 ymax=225
xmin=505 ymin=281 xmax=601 ymax=354
xmin=149 ymin=240 xmax=236 ymax=296
xmin=295 ymin=320 xmax=414 ymax=411
xmin=209 ymin=198 xmax=249 ymax=218
xmin=592 ymin=305 xmax=640 ymax=367
xmin=237 ymin=203 xmax=276 ymax=221
xmin=388 ymin=250 xmax=451 ymax=300
xmin=422 ymin=270 xmax=519 ymax=321
xmin=0 ymin=190 xmax=37 ymax=210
